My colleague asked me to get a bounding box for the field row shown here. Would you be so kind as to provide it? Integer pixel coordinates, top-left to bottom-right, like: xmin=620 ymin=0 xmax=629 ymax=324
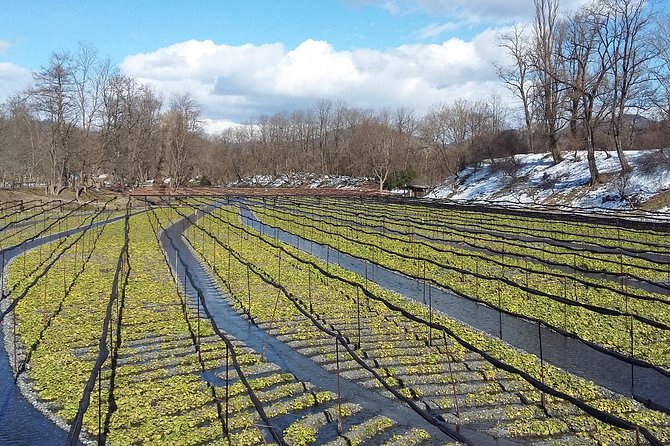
xmin=2 ymin=196 xmax=669 ymax=445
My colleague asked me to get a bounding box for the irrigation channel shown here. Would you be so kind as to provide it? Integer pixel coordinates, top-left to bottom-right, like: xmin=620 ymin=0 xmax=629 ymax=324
xmin=2 ymin=195 xmax=669 ymax=444
xmin=260 ymin=199 xmax=669 ymax=296
xmin=159 ymin=202 xmax=504 ymax=445
xmin=0 ymin=208 xmax=132 ymax=446
xmin=163 ymin=196 xmax=669 ymax=444
xmin=232 ymin=200 xmax=670 ymax=413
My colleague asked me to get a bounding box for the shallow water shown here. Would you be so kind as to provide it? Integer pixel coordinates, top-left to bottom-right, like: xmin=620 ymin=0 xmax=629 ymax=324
xmin=238 ymin=202 xmax=670 ymax=413
xmin=162 ymin=203 xmax=513 ymax=445
xmin=0 ymin=211 xmax=134 ymax=445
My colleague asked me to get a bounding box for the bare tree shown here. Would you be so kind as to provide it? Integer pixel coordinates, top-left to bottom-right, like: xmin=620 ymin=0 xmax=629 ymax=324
xmin=0 ymin=96 xmax=44 ymax=187
xmin=561 ymin=5 xmax=611 ymax=185
xmin=100 ymin=74 xmax=162 ymax=187
xmin=497 ymin=24 xmax=536 ymax=153
xmin=71 ymin=43 xmax=115 ymax=193
xmin=314 ymin=99 xmax=333 ymax=174
xmin=351 ymin=110 xmax=398 ymax=191
xmin=651 ymin=15 xmax=670 ymax=120
xmin=393 ymin=106 xmax=417 ymax=171
xmin=599 ymin=0 xmax=656 ymax=173
xmin=161 ymin=93 xmax=201 ymax=188
xmin=29 ymin=51 xmax=78 ymax=195
xmin=532 ymin=0 xmax=564 ymax=163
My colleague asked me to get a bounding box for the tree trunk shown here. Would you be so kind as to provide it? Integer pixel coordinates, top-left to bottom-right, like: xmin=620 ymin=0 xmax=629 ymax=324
xmin=586 ymin=126 xmax=600 ymax=186
xmin=569 ymin=97 xmax=579 ymax=140
xmin=548 ymin=131 xmax=563 ymax=164
xmin=523 ymin=105 xmax=534 ymax=153
xmin=613 ymin=132 xmax=631 ymax=173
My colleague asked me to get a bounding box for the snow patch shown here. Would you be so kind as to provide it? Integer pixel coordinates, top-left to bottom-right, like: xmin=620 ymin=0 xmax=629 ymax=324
xmin=229 ymin=173 xmax=373 ymax=189
xmin=426 ymin=149 xmax=670 ymax=212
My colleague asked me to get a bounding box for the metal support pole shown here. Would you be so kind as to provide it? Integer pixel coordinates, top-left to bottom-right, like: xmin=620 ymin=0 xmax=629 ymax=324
xmin=336 ymin=340 xmax=343 ymax=435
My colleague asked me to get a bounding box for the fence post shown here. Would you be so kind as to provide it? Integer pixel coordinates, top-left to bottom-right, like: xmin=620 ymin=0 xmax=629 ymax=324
xmin=336 ymin=339 xmax=343 ymax=435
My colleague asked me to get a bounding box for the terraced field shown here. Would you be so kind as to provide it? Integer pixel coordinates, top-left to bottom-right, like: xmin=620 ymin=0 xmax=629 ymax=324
xmin=1 ymin=195 xmax=669 ymax=445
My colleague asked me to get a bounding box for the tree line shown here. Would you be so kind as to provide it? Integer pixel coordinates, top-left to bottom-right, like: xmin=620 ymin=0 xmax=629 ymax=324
xmin=1 ymin=0 xmax=669 ymax=194
xmin=498 ymin=0 xmax=670 ymax=184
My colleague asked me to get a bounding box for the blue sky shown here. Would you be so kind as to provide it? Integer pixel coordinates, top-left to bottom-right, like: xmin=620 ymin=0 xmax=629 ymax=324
xmin=1 ymin=1 xmax=507 ymax=67
xmin=2 ymin=0 xmax=636 ymax=130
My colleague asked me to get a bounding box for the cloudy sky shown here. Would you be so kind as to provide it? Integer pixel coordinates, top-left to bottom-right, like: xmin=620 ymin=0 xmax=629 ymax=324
xmin=1 ymin=0 xmax=590 ymax=132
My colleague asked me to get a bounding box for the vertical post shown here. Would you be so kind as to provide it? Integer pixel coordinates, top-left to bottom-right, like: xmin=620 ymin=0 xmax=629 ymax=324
xmin=278 ymin=248 xmax=281 ymax=283
xmin=183 ymin=265 xmax=188 ymax=322
xmin=422 ymin=261 xmax=427 ymax=304
xmin=364 ymin=260 xmax=368 ymax=289
xmin=563 ymin=275 xmax=568 ymax=330
xmin=98 ymin=367 xmax=102 ymax=444
xmin=538 ymin=320 xmax=545 ymax=408
xmin=308 ymin=268 xmax=313 ymax=313
xmin=337 ymin=225 xmax=340 ymax=264
xmin=197 ymin=293 xmax=201 ymax=358
xmin=1 ymin=251 xmax=4 ymax=300
xmin=225 ymin=343 xmax=229 ymax=434
xmin=174 ymin=248 xmax=179 ymax=297
xmin=630 ymin=316 xmax=635 ymax=397
xmin=12 ymin=307 xmax=17 ymax=374
xmin=336 ymin=339 xmax=343 ymax=435
xmin=475 ymin=256 xmax=479 ymax=297
xmin=326 ymin=245 xmax=330 ymax=277
xmin=428 ymin=283 xmax=433 ymax=347
xmin=246 ymin=264 xmax=251 ymax=318
xmin=43 ymin=267 xmax=48 ymax=307
xmin=573 ymin=253 xmax=577 ymax=300
xmin=498 ymin=287 xmax=503 ymax=340
xmin=227 ymin=249 xmax=231 ymax=288
xmin=212 ymin=227 xmax=216 ymax=273
xmin=443 ymin=331 xmax=460 ymax=421
xmin=356 ymin=287 xmax=361 ymax=349
xmin=63 ymin=251 xmax=67 ymax=298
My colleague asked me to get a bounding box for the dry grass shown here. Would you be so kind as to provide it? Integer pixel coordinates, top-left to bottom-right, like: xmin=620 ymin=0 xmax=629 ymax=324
xmin=640 ymin=189 xmax=670 ymax=211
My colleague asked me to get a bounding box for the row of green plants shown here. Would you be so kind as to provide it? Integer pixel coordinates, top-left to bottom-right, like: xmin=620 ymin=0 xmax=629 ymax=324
xmin=0 ymin=204 xmax=121 ymax=255
xmin=1 ymin=209 xmax=79 ymax=250
xmin=108 ymin=210 xmax=270 ymax=445
xmin=384 ymin=199 xmax=670 ymax=251
xmin=6 ymin=198 xmax=667 ymax=445
xmin=252 ymin=200 xmax=669 ymax=309
xmin=0 ymin=200 xmax=61 ymax=225
xmin=270 ymin=197 xmax=670 ymax=286
xmin=8 ymin=216 xmax=123 ymax=433
xmin=253 ymin=205 xmax=670 ymax=372
xmin=153 ymin=205 xmax=408 ymax=446
xmin=180 ymin=202 xmax=670 ymax=444
xmin=288 ymin=196 xmax=670 ymax=255
xmin=2 ymin=204 xmax=116 ymax=305
xmin=1 ymin=206 xmax=116 ymax=322
xmin=7 ymin=208 xmax=339 ymax=445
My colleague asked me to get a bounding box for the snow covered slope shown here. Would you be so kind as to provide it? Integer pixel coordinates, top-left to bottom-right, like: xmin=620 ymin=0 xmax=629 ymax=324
xmin=229 ymin=173 xmax=374 ymax=189
xmin=427 ymin=149 xmax=670 ymax=211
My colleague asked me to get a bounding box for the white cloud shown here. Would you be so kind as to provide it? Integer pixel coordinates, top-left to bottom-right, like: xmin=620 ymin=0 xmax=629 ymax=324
xmin=121 ymin=32 xmax=511 ymax=127
xmin=0 ymin=40 xmax=11 ymax=54
xmin=416 ymin=22 xmax=461 ymax=39
xmin=352 ymin=0 xmax=590 ymax=23
xmin=0 ymin=62 xmax=32 ymax=100
xmin=200 ymin=118 xmax=243 ymax=134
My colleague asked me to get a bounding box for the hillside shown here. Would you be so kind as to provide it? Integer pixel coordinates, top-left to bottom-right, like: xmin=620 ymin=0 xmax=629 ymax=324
xmin=228 ymin=173 xmax=374 ymax=190
xmin=426 ymin=149 xmax=670 ymax=212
